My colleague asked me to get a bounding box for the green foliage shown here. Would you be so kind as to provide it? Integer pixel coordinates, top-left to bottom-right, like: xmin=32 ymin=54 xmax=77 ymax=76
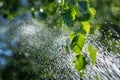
xmin=73 ymin=54 xmax=87 ymax=71
xmin=60 ymin=0 xmax=96 ymax=77
xmin=88 ymin=45 xmax=97 ymax=65
xmin=0 ymin=0 xmax=97 ymax=78
xmin=69 ymin=22 xmax=91 ymax=56
xmin=52 ymin=0 xmax=96 ymax=77
xmin=90 ymin=0 xmax=120 ymax=26
xmin=78 ymin=1 xmax=89 ymax=13
xmin=81 ymin=22 xmax=90 ymax=34
xmin=62 ymin=9 xmax=73 ymax=23
xmin=70 ymin=34 xmax=85 ymax=54
xmin=88 ymin=8 xmax=96 ymax=20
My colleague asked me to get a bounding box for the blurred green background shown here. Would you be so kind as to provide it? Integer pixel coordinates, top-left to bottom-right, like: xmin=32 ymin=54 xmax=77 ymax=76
xmin=0 ymin=0 xmax=119 ymax=25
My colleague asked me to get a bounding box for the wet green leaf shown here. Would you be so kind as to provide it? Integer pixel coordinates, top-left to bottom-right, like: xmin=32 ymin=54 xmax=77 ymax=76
xmin=76 ymin=12 xmax=90 ymax=21
xmin=70 ymin=32 xmax=75 ymax=40
xmin=80 ymin=70 xmax=85 ymax=78
xmin=70 ymin=35 xmax=85 ymax=54
xmin=89 ymin=8 xmax=96 ymax=20
xmin=42 ymin=2 xmax=57 ymax=15
xmin=73 ymin=54 xmax=87 ymax=71
xmin=71 ymin=8 xmax=76 ymax=20
xmin=62 ymin=9 xmax=73 ymax=23
xmin=81 ymin=21 xmax=91 ymax=35
xmin=88 ymin=45 xmax=97 ymax=65
xmin=78 ymin=1 xmax=89 ymax=13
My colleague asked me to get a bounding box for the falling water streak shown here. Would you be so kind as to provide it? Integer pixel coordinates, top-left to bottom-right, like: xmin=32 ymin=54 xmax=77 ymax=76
xmin=7 ymin=16 xmax=81 ymax=79
xmin=84 ymin=30 xmax=120 ymax=80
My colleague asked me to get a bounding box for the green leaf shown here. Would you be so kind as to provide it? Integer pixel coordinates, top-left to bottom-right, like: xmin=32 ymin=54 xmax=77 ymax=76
xmin=81 ymin=21 xmax=90 ymax=35
xmin=70 ymin=34 xmax=85 ymax=54
xmin=89 ymin=8 xmax=96 ymax=20
xmin=88 ymin=45 xmax=97 ymax=65
xmin=76 ymin=12 xmax=90 ymax=21
xmin=70 ymin=32 xmax=75 ymax=40
xmin=42 ymin=2 xmax=56 ymax=15
xmin=71 ymin=7 xmax=76 ymax=20
xmin=62 ymin=9 xmax=73 ymax=23
xmin=78 ymin=1 xmax=89 ymax=13
xmin=73 ymin=54 xmax=87 ymax=71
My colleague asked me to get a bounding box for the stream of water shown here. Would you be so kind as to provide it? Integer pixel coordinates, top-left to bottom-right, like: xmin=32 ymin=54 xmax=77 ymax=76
xmin=0 ymin=14 xmax=120 ymax=80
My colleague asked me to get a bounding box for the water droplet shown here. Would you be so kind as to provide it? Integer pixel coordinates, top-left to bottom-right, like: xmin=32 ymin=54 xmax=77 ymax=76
xmin=105 ymin=21 xmax=107 ymax=24
xmin=40 ymin=8 xmax=43 ymax=12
